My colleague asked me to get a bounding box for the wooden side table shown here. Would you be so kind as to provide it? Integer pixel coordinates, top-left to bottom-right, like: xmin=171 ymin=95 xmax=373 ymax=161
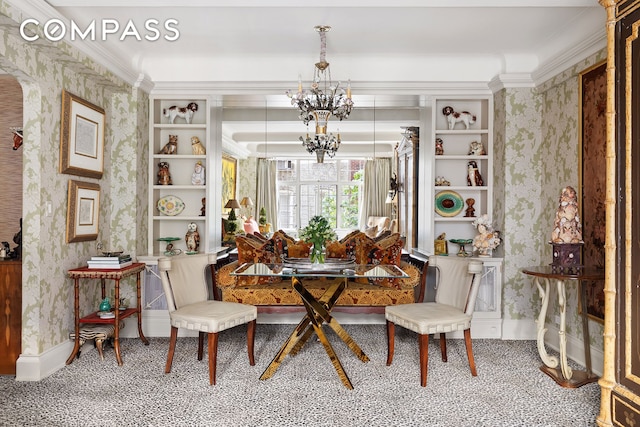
xmin=522 ymin=265 xmax=604 ymax=388
xmin=66 ymin=262 xmax=149 ymax=366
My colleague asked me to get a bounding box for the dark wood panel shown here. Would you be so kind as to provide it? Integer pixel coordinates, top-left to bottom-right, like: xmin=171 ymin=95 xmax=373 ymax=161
xmin=0 ymin=261 xmax=21 ymax=375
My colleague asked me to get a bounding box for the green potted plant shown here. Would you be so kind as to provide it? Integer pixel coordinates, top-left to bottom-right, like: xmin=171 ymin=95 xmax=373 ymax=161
xmin=258 ymin=207 xmax=271 ymax=234
xmin=226 ymin=208 xmax=239 ymax=234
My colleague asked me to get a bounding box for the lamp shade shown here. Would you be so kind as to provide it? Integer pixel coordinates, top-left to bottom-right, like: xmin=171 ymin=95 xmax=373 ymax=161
xmin=224 ymin=199 xmax=241 ymax=209
xmin=240 ymin=197 xmax=254 ymax=208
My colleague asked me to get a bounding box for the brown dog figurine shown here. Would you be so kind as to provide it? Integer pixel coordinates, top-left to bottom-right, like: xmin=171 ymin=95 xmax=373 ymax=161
xmin=157 ymin=162 xmax=172 ymax=185
xmin=159 ymin=135 xmax=178 ymax=155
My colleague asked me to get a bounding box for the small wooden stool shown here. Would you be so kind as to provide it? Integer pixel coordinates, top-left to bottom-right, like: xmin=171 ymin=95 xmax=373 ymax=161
xmin=69 ymin=323 xmax=122 ymax=361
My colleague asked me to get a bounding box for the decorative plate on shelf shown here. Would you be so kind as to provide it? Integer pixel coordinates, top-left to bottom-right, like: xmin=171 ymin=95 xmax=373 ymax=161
xmin=157 ymin=195 xmax=185 ymax=216
xmin=435 ymin=190 xmax=464 ymax=217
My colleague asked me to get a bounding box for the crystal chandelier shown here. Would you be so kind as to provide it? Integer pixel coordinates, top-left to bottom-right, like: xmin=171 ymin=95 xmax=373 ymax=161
xmin=287 ymin=25 xmax=354 ymax=163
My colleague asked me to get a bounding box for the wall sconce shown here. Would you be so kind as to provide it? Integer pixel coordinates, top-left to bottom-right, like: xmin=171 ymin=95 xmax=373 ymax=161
xmin=387 ymin=172 xmax=400 ymax=202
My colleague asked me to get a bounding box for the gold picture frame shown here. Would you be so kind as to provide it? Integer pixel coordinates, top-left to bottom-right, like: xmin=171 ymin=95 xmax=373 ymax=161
xmin=578 ymin=60 xmax=606 ymax=323
xmin=59 ymin=90 xmax=105 ymax=179
xmin=222 ymin=154 xmax=237 ymax=214
xmin=66 ymin=180 xmax=100 ymax=243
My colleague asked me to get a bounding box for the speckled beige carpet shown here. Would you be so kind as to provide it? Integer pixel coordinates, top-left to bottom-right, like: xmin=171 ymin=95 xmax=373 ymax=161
xmin=0 ymin=324 xmax=599 ymax=427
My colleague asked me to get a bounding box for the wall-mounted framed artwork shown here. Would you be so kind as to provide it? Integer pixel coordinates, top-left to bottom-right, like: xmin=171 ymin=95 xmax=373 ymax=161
xmin=66 ymin=180 xmax=100 ymax=243
xmin=222 ymin=154 xmax=237 ymax=214
xmin=578 ymin=60 xmax=606 ymax=323
xmin=59 ymin=90 xmax=105 ymax=179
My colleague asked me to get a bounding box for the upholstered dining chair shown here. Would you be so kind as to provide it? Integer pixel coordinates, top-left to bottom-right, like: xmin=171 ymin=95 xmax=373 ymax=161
xmin=385 ymin=256 xmax=483 ymax=387
xmin=158 ymin=253 xmax=257 ymax=385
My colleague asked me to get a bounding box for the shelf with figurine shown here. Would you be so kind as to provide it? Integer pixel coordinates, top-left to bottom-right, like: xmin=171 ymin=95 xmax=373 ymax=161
xmin=430 ymin=96 xmax=494 ymax=251
xmin=148 ymin=97 xmax=210 ymax=257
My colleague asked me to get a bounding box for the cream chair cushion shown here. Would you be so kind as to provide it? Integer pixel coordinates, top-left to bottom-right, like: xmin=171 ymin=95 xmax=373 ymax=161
xmin=159 ymin=253 xmax=257 ymax=333
xmin=385 ymin=256 xmax=483 ymax=335
xmin=169 ymin=300 xmax=256 ymax=333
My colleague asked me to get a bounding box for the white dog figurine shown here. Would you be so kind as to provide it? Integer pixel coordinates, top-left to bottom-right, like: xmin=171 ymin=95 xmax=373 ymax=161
xmin=163 ymin=102 xmax=198 ymax=124
xmin=442 ymin=106 xmax=476 ymax=130
xmin=191 ymin=136 xmax=206 ymax=155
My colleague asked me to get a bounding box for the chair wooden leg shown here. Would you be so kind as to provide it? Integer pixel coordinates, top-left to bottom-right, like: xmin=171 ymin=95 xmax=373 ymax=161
xmin=439 ymin=332 xmax=448 ymax=362
xmin=165 ymin=326 xmax=178 ymax=374
xmin=386 ymin=320 xmax=395 ymax=365
xmin=197 ymin=331 xmax=205 ymax=361
xmin=247 ymin=320 xmax=256 ymax=366
xmin=208 ymin=332 xmax=219 ymax=385
xmin=96 ymin=339 xmax=105 ymax=361
xmin=464 ymin=328 xmax=477 ymax=376
xmin=419 ymin=333 xmax=429 ymax=387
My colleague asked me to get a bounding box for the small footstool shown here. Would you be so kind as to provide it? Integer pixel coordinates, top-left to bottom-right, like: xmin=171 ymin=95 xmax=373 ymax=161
xmin=69 ymin=322 xmax=123 ymax=361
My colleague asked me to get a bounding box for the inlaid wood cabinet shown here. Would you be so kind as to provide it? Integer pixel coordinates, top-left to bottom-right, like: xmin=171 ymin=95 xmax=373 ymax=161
xmin=598 ymin=1 xmax=640 ymax=425
xmin=0 ymin=260 xmax=21 ymax=375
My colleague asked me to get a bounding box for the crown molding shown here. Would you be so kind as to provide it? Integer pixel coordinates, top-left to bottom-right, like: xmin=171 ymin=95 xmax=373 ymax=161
xmin=488 ymin=74 xmax=536 ymax=92
xmin=10 ymin=0 xmax=140 ymax=87
xmin=532 ymin=27 xmax=606 ymax=85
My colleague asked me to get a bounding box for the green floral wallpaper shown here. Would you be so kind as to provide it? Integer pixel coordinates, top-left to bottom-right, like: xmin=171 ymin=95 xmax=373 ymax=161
xmin=497 ymin=49 xmax=607 ymax=350
xmin=0 ymin=1 xmax=147 ymax=357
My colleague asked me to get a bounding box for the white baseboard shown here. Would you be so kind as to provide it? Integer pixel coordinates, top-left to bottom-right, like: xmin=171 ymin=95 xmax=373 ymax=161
xmin=500 ymin=318 xmax=603 ymax=376
xmin=15 ymin=340 xmax=74 ymax=381
xmin=543 ymin=323 xmax=604 ymax=377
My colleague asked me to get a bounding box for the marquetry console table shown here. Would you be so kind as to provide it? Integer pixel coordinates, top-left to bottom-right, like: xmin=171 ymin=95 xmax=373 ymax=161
xmin=66 ymin=262 xmax=149 ymax=366
xmin=522 ymin=265 xmax=603 ymax=388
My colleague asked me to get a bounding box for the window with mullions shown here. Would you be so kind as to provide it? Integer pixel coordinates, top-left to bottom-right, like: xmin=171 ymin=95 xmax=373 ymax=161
xmin=277 ymin=159 xmax=365 ymax=232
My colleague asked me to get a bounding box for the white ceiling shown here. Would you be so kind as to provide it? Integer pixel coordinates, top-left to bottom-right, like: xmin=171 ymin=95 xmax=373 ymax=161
xmin=17 ymin=0 xmax=606 ymax=157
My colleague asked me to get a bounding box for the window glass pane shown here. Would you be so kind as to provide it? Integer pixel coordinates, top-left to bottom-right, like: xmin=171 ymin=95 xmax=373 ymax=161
xmin=299 ymin=184 xmax=337 ymax=228
xmin=277 ymin=184 xmax=297 ymax=229
xmin=299 ymin=160 xmax=337 ymax=181
xmin=339 ymin=159 xmax=366 ymax=181
xmin=277 ymin=160 xmax=296 ymax=181
xmin=275 ymin=159 xmax=363 ymax=234
xmin=340 ymin=184 xmax=360 ymax=228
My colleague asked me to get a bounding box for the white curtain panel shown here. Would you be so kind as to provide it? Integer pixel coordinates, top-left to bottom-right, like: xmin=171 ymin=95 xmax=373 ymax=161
xmin=359 ymin=158 xmax=392 ymax=229
xmin=256 ymin=158 xmax=278 ymax=230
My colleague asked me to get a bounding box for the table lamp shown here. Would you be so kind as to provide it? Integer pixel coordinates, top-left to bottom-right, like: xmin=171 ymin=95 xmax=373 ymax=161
xmin=240 ymin=196 xmax=254 ymax=217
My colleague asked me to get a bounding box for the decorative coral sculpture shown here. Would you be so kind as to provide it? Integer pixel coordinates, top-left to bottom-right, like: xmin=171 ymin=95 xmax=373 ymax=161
xmin=551 ymin=186 xmax=583 ymax=244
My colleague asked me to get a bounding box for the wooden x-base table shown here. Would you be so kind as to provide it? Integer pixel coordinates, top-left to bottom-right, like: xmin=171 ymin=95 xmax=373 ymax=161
xmin=260 ymin=277 xmax=369 ymax=389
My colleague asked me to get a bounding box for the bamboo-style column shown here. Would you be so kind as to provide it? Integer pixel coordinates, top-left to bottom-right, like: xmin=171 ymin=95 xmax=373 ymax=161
xmin=597 ymin=1 xmax=618 ymax=426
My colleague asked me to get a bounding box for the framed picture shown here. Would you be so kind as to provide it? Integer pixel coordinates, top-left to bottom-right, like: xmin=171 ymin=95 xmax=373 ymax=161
xmin=59 ymin=90 xmax=105 ymax=179
xmin=66 ymin=180 xmax=100 ymax=243
xmin=221 ymin=154 xmax=237 ymax=214
xmin=578 ymin=60 xmax=606 ymax=323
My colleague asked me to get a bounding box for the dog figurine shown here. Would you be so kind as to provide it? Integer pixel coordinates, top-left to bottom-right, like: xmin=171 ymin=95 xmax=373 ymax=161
xmin=468 ymin=140 xmax=486 ymax=156
xmin=157 ymin=162 xmax=172 ymax=185
xmin=159 ymin=135 xmax=178 ymax=155
xmin=191 ymin=136 xmax=206 ymax=155
xmin=467 ymin=161 xmax=484 ymax=187
xmin=163 ymin=102 xmax=198 ymax=124
xmin=442 ymin=106 xmax=476 ymax=130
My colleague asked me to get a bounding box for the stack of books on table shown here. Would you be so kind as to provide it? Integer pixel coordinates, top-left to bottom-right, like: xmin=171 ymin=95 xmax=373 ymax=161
xmin=87 ymin=254 xmax=133 ymax=269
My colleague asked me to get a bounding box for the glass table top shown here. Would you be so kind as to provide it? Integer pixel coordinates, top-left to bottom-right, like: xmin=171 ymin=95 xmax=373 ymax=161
xmin=232 ymin=260 xmax=409 ymax=279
